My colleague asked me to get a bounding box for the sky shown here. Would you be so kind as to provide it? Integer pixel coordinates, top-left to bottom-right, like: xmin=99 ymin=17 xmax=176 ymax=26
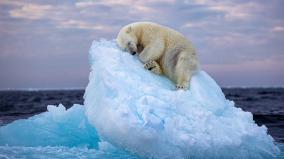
xmin=0 ymin=0 xmax=283 ymax=89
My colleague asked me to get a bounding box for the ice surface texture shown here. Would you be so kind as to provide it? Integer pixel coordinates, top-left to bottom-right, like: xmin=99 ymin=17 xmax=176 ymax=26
xmin=84 ymin=40 xmax=280 ymax=158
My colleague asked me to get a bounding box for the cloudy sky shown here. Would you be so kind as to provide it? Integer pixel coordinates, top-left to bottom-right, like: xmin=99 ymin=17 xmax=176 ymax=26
xmin=0 ymin=0 xmax=283 ymax=89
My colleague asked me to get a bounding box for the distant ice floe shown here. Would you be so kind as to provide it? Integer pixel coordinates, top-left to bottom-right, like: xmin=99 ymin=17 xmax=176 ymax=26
xmin=0 ymin=39 xmax=282 ymax=159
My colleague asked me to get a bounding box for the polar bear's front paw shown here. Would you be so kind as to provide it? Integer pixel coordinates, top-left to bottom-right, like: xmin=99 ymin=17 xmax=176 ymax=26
xmin=144 ymin=60 xmax=162 ymax=75
xmin=144 ymin=60 xmax=156 ymax=70
xmin=176 ymin=84 xmax=188 ymax=90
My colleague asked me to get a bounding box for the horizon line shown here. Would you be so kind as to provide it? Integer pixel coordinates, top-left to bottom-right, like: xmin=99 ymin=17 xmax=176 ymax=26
xmin=0 ymin=86 xmax=284 ymax=91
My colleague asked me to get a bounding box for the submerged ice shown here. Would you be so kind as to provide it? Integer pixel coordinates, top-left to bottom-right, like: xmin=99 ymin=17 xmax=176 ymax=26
xmin=0 ymin=39 xmax=282 ymax=159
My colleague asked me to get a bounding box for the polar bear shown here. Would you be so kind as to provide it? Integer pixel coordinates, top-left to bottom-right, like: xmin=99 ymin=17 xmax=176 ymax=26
xmin=117 ymin=22 xmax=199 ymax=90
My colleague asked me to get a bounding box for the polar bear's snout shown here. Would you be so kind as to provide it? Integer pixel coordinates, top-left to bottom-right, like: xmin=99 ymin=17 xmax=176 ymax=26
xmin=127 ymin=41 xmax=137 ymax=55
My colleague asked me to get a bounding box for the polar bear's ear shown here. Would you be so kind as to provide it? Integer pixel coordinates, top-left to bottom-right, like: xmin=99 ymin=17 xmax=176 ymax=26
xmin=126 ymin=26 xmax=132 ymax=33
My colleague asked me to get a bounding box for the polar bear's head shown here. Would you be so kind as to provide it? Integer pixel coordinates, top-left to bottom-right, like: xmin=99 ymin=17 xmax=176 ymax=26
xmin=117 ymin=25 xmax=138 ymax=55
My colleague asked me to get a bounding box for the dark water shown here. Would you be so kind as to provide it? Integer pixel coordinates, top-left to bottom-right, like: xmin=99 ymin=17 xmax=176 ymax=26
xmin=0 ymin=88 xmax=283 ymax=143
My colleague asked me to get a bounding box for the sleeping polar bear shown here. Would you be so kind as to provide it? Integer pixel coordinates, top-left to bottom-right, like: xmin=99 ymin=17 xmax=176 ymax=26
xmin=117 ymin=22 xmax=199 ymax=90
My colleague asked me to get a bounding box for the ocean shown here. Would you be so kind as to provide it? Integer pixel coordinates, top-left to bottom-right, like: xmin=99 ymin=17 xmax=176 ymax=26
xmin=0 ymin=87 xmax=283 ymax=144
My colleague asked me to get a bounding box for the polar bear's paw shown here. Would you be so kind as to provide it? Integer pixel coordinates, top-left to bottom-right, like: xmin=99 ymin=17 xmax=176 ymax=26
xmin=176 ymin=84 xmax=188 ymax=90
xmin=144 ymin=60 xmax=157 ymax=70
xmin=144 ymin=60 xmax=162 ymax=75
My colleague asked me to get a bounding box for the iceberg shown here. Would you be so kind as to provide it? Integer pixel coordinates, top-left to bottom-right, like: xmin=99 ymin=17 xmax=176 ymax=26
xmin=84 ymin=40 xmax=280 ymax=158
xmin=0 ymin=39 xmax=282 ymax=159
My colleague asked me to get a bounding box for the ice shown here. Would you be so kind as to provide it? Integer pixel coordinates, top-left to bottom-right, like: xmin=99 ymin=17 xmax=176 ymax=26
xmin=0 ymin=39 xmax=282 ymax=159
xmin=0 ymin=104 xmax=139 ymax=159
xmin=84 ymin=40 xmax=280 ymax=158
xmin=0 ymin=104 xmax=99 ymax=148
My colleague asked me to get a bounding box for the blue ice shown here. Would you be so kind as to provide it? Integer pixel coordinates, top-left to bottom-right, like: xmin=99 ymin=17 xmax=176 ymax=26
xmin=0 ymin=40 xmax=283 ymax=159
xmin=0 ymin=104 xmax=139 ymax=158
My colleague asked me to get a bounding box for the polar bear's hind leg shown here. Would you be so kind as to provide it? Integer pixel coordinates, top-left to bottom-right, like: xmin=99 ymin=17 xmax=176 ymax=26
xmin=175 ymin=51 xmax=196 ymax=90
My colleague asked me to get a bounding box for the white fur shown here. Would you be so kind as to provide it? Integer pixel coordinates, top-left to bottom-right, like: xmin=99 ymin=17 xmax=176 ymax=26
xmin=117 ymin=22 xmax=199 ymax=90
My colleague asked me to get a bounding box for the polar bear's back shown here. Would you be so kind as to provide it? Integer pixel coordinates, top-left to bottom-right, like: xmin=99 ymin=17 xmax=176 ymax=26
xmin=131 ymin=22 xmax=193 ymax=50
